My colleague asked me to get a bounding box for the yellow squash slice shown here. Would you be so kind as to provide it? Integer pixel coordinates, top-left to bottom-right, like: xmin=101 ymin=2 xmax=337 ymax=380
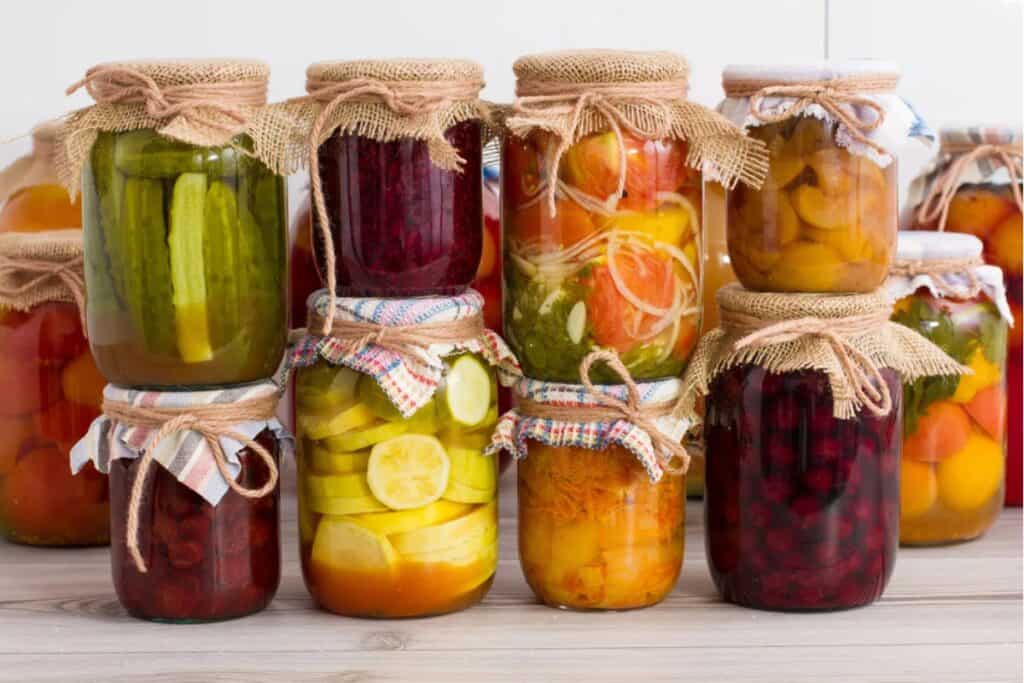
xmin=367 ymin=434 xmax=451 ymax=510
xmin=312 ymin=517 xmax=398 ymax=572
xmin=390 ymin=500 xmax=496 ymax=555
xmin=350 ymin=499 xmax=472 ymax=536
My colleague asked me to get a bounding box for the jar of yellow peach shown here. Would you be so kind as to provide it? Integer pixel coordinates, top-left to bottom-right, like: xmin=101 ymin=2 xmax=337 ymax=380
xmin=719 ymin=62 xmax=919 ymax=293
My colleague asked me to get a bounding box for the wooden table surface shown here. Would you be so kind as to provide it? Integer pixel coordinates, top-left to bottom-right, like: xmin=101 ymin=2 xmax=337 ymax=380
xmin=1 ymin=470 xmax=1021 ymax=683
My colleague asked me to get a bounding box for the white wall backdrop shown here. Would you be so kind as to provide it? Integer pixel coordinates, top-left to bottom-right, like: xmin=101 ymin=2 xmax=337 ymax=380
xmin=1 ymin=0 xmax=1021 ymax=187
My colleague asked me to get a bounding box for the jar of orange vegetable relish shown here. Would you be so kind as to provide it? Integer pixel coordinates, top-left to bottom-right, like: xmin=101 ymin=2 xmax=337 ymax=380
xmin=292 ymin=290 xmax=520 ymax=618
xmin=719 ymin=62 xmax=929 ymax=293
xmin=886 ymin=232 xmax=1013 ymax=544
xmin=489 ymin=355 xmax=688 ymax=611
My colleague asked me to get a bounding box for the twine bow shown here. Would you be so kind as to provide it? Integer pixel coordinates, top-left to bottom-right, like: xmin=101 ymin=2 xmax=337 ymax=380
xmin=66 ymin=65 xmax=267 ymax=136
xmin=890 ymin=256 xmax=985 ymax=299
xmin=0 ymin=253 xmax=87 ymax=328
xmin=729 ymin=312 xmax=894 ymax=417
xmin=303 ymin=76 xmax=483 ymax=336
xmin=511 ymin=80 xmax=686 ymax=217
xmin=102 ymin=393 xmax=280 ymax=574
xmin=915 ymin=143 xmax=1023 ymax=232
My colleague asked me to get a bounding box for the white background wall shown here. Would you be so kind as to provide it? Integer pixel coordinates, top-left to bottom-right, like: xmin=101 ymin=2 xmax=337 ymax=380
xmin=1 ymin=0 xmax=1021 ymax=193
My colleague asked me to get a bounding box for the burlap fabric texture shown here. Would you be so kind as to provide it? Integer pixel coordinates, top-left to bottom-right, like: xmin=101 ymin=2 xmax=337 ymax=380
xmin=680 ymin=284 xmax=967 ymax=423
xmin=0 ymin=229 xmax=85 ymax=322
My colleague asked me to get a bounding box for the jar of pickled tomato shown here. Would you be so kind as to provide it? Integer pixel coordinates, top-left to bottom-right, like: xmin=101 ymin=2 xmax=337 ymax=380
xmin=491 ymin=366 xmax=688 ymax=611
xmin=684 ymin=285 xmax=965 ymax=610
xmin=293 ymin=290 xmax=519 ymax=618
xmin=887 ymin=232 xmax=1012 ymax=543
xmin=718 ymin=62 xmax=920 ymax=293
xmin=910 ymin=126 xmax=1022 ymax=505
xmin=304 ymin=59 xmax=486 ymax=298
xmin=502 ymin=49 xmax=769 ymax=383
xmin=63 ymin=59 xmax=288 ymax=388
xmin=72 ymin=382 xmax=285 ymax=622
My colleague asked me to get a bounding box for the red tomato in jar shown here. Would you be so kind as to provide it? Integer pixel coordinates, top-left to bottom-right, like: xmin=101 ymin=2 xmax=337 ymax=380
xmin=585 ymin=251 xmax=676 ymax=354
xmin=33 ymin=399 xmax=100 ymax=443
xmin=0 ymin=302 xmax=85 ymax=364
xmin=0 ymin=355 xmax=61 ymax=416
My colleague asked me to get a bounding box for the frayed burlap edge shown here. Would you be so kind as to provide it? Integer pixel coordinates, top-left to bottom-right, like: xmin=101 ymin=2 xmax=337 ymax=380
xmin=0 ymin=229 xmax=84 ymax=312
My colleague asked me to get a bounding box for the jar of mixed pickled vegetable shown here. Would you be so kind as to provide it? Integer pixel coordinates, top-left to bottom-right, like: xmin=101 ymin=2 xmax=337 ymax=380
xmin=719 ymin=63 xmax=915 ymax=293
xmin=304 ymin=59 xmax=486 ymax=298
xmin=293 ymin=291 xmax=519 ymax=618
xmin=683 ymin=285 xmax=964 ymax=610
xmin=72 ymin=383 xmax=285 ymax=622
xmin=0 ymin=228 xmax=108 ymax=546
xmin=887 ymin=232 xmax=1012 ymax=543
xmin=491 ymin=372 xmax=687 ymax=610
xmin=910 ymin=126 xmax=1022 ymax=506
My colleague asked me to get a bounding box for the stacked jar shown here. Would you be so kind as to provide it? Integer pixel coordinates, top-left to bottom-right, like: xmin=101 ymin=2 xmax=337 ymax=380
xmin=908 ymin=127 xmax=1022 ymax=506
xmin=887 ymin=232 xmax=1013 ymax=543
xmin=499 ymin=49 xmax=769 ymax=610
xmin=288 ymin=59 xmax=522 ymax=618
xmin=0 ymin=123 xmax=108 ymax=546
xmin=700 ymin=62 xmax=960 ymax=611
xmin=62 ymin=59 xmax=290 ymax=622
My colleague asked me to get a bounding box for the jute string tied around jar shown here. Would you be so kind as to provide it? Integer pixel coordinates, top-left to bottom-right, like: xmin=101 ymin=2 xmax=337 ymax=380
xmin=516 ymin=350 xmax=690 ymax=475
xmin=0 ymin=230 xmax=87 ymax=328
xmin=890 ymin=255 xmax=985 ymax=299
xmin=679 ymin=284 xmax=969 ymax=424
xmin=102 ymin=392 xmax=280 ymax=573
xmin=915 ymin=143 xmax=1023 ymax=232
xmin=56 ymin=59 xmax=281 ymax=196
xmin=274 ymin=59 xmax=489 ymax=336
xmin=506 ymin=49 xmax=770 ymax=217
xmin=722 ymin=74 xmax=899 ymax=157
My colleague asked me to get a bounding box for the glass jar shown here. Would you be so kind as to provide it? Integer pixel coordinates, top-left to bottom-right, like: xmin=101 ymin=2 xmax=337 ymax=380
xmin=295 ymin=356 xmax=499 ymax=618
xmin=109 ymin=429 xmax=281 ymax=622
xmin=888 ymin=233 xmax=1010 ymax=543
xmin=475 ymin=165 xmax=502 ymax=333
xmin=313 ymin=121 xmax=482 ymax=298
xmin=519 ymin=443 xmax=684 ymax=610
xmin=289 ymin=197 xmax=320 ymax=329
xmin=82 ymin=129 xmax=287 ymax=388
xmin=704 ymin=365 xmax=902 ymax=610
xmin=502 ymin=130 xmax=703 ymax=382
xmin=0 ymin=123 xmax=81 ymax=234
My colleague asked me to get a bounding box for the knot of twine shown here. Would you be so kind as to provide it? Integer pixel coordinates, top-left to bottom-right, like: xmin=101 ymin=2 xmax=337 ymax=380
xmin=725 ymin=311 xmax=894 ymax=417
xmin=304 ymin=76 xmax=483 ymax=335
xmin=890 ymin=255 xmax=985 ymax=299
xmin=725 ymin=76 xmax=896 ymax=157
xmin=304 ymin=306 xmax=485 ymax=366
xmin=66 ymin=65 xmax=267 ymax=135
xmin=516 ymin=350 xmax=690 ymax=476
xmin=102 ymin=393 xmax=280 ymax=574
xmin=915 ymin=144 xmax=1023 ymax=231
xmin=0 ymin=253 xmax=86 ymax=328
xmin=511 ymin=80 xmax=688 ymax=217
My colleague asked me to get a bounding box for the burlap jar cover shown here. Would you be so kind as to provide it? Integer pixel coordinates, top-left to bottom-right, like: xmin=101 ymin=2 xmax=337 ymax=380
xmin=0 ymin=121 xmax=63 ymax=205
xmin=487 ymin=351 xmax=690 ymax=482
xmin=56 ymin=58 xmax=290 ymax=195
xmin=912 ymin=126 xmax=1022 ymax=232
xmin=680 ymin=284 xmax=967 ymax=425
xmin=0 ymin=229 xmax=86 ymax=325
xmin=503 ymin=49 xmax=769 ymax=215
xmin=290 ymin=289 xmax=521 ymax=418
xmin=72 ymin=381 xmax=289 ymax=572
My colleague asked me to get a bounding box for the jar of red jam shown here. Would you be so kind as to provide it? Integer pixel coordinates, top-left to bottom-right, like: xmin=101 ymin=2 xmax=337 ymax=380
xmin=304 ymin=59 xmax=487 ymax=297
xmin=682 ymin=285 xmax=965 ymax=611
xmin=72 ymin=383 xmax=286 ymax=622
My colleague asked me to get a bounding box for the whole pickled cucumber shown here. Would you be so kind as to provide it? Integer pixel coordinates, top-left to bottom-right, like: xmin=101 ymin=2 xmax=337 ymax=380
xmin=91 ymin=132 xmax=127 ymax=301
xmin=168 ymin=173 xmax=214 ymax=363
xmin=204 ymin=181 xmax=242 ymax=350
xmin=80 ymin=159 xmax=121 ymax=317
xmin=114 ymin=129 xmax=240 ymax=179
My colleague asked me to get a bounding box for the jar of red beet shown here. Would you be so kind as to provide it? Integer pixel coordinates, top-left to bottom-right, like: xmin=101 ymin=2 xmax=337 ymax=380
xmin=72 ymin=382 xmax=287 ymax=622
xmin=680 ymin=285 xmax=965 ymax=611
xmin=301 ymin=59 xmax=487 ymax=298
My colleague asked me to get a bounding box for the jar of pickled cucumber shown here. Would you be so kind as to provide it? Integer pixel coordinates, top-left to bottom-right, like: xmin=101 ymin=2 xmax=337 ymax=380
xmin=71 ymin=382 xmax=286 ymax=622
xmin=489 ymin=363 xmax=688 ymax=611
xmin=887 ymin=232 xmax=1013 ymax=543
xmin=59 ymin=59 xmax=288 ymax=388
xmin=719 ymin=62 xmax=925 ymax=293
xmin=909 ymin=126 xmax=1022 ymax=505
xmin=293 ymin=290 xmax=520 ymax=618
xmin=681 ymin=285 xmax=965 ymax=610
xmin=501 ymin=49 xmax=768 ymax=383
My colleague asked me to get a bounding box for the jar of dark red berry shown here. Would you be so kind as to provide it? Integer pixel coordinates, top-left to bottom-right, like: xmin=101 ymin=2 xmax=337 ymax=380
xmin=72 ymin=382 xmax=287 ymax=623
xmin=680 ymin=285 xmax=965 ymax=611
xmin=302 ymin=59 xmax=487 ymax=297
